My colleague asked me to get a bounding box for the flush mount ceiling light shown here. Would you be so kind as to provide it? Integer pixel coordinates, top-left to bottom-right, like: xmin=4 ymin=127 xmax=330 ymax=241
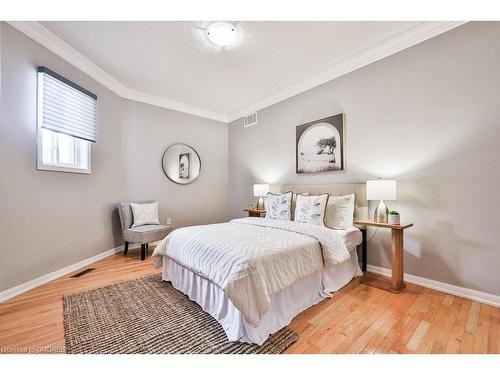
xmin=206 ymin=22 xmax=238 ymax=47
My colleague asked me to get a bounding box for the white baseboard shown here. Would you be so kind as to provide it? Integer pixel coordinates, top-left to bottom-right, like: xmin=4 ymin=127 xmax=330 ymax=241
xmin=0 ymin=242 xmax=156 ymax=304
xmin=3 ymin=250 xmax=498 ymax=308
xmin=366 ymin=264 xmax=500 ymax=307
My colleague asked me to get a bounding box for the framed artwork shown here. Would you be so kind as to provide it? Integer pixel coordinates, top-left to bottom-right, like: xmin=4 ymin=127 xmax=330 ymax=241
xmin=296 ymin=113 xmax=344 ymax=174
xmin=178 ymin=152 xmax=191 ymax=179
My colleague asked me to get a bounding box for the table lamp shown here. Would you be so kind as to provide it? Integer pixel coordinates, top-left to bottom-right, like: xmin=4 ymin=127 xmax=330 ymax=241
xmin=253 ymin=184 xmax=269 ymax=210
xmin=366 ymin=179 xmax=397 ymax=223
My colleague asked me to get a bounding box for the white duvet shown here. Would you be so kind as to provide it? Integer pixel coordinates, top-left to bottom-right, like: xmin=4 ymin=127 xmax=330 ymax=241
xmin=152 ymin=217 xmax=350 ymax=326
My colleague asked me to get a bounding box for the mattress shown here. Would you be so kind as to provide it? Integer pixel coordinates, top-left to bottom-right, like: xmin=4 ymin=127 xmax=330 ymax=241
xmin=336 ymin=226 xmax=363 ymax=250
xmin=160 ymin=226 xmax=363 ymax=345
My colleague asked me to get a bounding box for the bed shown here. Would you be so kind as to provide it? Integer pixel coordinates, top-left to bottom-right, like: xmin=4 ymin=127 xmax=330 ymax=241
xmin=152 ymin=184 xmax=368 ymax=345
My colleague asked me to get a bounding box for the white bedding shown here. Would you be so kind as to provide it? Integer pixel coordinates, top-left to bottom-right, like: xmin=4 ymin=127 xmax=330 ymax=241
xmin=161 ymin=244 xmax=362 ymax=345
xmin=152 ymin=217 xmax=351 ymax=326
xmin=335 ymin=226 xmax=363 ymax=251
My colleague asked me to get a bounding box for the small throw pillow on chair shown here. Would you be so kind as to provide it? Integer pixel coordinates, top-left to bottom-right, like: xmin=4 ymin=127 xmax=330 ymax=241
xmin=130 ymin=202 xmax=160 ymax=227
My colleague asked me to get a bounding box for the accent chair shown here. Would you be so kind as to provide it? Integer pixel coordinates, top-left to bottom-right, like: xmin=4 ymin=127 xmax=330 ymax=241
xmin=117 ymin=201 xmax=171 ymax=260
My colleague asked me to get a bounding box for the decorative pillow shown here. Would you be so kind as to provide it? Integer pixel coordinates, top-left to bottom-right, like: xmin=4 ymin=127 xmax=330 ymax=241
xmin=265 ymin=192 xmax=293 ymax=221
xmin=290 ymin=192 xmax=309 ymax=221
xmin=130 ymin=202 xmax=160 ymax=227
xmin=325 ymin=194 xmax=355 ymax=230
xmin=294 ymin=194 xmax=329 ymax=226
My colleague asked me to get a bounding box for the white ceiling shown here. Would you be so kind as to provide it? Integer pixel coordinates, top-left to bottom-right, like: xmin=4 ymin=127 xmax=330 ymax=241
xmin=22 ymin=21 xmax=463 ymax=122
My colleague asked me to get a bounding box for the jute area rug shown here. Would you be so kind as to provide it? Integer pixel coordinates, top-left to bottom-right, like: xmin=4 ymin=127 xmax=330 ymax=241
xmin=63 ymin=274 xmax=298 ymax=354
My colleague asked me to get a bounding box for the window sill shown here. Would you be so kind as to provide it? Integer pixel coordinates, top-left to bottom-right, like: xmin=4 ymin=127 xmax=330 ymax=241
xmin=37 ymin=163 xmax=91 ymax=175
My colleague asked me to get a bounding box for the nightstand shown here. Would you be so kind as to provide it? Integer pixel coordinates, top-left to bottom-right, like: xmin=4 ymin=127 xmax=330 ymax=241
xmin=354 ymin=220 xmax=414 ymax=293
xmin=244 ymin=209 xmax=266 ymax=217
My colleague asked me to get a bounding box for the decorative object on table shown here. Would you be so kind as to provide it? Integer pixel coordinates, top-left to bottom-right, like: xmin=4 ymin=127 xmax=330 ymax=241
xmin=265 ymin=192 xmax=293 ymax=221
xmin=162 ymin=143 xmax=201 ymax=184
xmin=296 ymin=113 xmax=344 ymax=174
xmin=244 ymin=208 xmax=266 ymax=218
xmin=248 ymin=202 xmax=256 ymax=210
xmin=253 ymin=184 xmax=270 ymax=210
xmin=388 ymin=210 xmax=400 ymax=225
xmin=366 ymin=179 xmax=397 ymax=223
xmin=354 ymin=220 xmax=413 ymax=293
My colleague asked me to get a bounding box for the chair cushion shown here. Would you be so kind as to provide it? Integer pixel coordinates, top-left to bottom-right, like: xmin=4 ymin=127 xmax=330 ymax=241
xmin=128 ymin=224 xmax=168 ymax=233
xmin=124 ymin=224 xmax=171 ymax=243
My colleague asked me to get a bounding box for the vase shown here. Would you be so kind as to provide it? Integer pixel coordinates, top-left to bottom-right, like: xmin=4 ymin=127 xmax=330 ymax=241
xmin=388 ymin=214 xmax=400 ymax=225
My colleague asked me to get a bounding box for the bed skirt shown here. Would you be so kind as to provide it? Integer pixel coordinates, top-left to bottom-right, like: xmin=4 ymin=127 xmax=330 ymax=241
xmin=161 ymin=247 xmax=362 ymax=345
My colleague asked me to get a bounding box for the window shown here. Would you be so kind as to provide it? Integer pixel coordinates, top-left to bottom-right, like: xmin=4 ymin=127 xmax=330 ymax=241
xmin=37 ymin=67 xmax=97 ymax=174
xmin=40 ymin=128 xmax=90 ymax=171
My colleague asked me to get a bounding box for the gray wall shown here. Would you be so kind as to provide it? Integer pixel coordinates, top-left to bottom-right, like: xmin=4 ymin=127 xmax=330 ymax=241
xmin=2 ymin=21 xmax=499 ymax=297
xmin=0 ymin=23 xmax=228 ymax=292
xmin=228 ymin=22 xmax=500 ymax=295
xmin=122 ymin=101 xmax=228 ymax=228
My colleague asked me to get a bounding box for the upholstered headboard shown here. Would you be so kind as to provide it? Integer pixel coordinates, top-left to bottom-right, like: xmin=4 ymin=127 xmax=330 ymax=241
xmin=281 ymin=183 xmax=368 ymax=220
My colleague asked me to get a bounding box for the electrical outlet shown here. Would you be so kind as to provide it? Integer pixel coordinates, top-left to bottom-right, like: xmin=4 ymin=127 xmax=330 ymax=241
xmin=166 ymin=217 xmax=172 ymax=225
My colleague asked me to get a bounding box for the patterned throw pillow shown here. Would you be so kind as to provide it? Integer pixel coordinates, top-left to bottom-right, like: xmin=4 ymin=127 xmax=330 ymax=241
xmin=265 ymin=192 xmax=293 ymax=221
xmin=130 ymin=202 xmax=160 ymax=227
xmin=294 ymin=194 xmax=329 ymax=226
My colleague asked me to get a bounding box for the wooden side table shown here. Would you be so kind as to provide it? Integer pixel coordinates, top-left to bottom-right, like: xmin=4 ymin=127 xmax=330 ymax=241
xmin=244 ymin=208 xmax=266 ymax=217
xmin=354 ymin=220 xmax=413 ymax=293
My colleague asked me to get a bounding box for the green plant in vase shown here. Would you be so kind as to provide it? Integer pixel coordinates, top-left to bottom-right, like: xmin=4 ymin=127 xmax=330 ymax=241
xmin=388 ymin=210 xmax=400 ymax=225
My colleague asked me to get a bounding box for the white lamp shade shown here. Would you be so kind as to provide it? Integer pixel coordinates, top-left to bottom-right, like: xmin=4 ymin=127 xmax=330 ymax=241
xmin=253 ymin=184 xmax=270 ymax=197
xmin=366 ymin=180 xmax=397 ymax=201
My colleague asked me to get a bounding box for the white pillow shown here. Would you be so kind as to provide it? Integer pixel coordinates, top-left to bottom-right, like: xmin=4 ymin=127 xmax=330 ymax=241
xmin=294 ymin=194 xmax=329 ymax=226
xmin=130 ymin=202 xmax=160 ymax=227
xmin=265 ymin=192 xmax=293 ymax=221
xmin=325 ymin=194 xmax=355 ymax=230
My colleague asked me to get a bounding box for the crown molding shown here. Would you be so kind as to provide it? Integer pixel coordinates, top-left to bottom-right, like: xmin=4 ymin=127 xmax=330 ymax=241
xmin=227 ymin=21 xmax=467 ymax=122
xmin=123 ymin=88 xmax=228 ymax=123
xmin=7 ymin=21 xmax=466 ymax=124
xmin=6 ymin=21 xmax=228 ymax=123
xmin=8 ymin=21 xmax=129 ymax=96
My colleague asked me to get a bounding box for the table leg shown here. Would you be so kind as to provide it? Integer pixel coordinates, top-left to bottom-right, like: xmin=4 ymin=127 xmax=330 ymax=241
xmin=361 ymin=228 xmax=367 ymax=272
xmin=391 ymin=228 xmax=405 ymax=291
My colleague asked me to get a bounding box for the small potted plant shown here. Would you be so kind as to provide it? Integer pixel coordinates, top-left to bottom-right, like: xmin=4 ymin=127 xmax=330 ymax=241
xmin=388 ymin=210 xmax=400 ymax=225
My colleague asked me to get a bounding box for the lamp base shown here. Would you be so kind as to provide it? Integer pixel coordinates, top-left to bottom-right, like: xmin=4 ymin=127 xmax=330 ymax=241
xmin=257 ymin=197 xmax=265 ymax=210
xmin=374 ymin=200 xmax=389 ymax=223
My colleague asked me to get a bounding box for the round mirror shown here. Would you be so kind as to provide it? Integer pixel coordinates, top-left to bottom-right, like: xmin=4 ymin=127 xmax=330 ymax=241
xmin=162 ymin=143 xmax=201 ymax=184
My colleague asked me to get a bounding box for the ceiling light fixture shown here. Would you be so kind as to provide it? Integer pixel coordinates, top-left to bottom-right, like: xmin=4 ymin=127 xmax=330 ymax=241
xmin=206 ymin=22 xmax=238 ymax=47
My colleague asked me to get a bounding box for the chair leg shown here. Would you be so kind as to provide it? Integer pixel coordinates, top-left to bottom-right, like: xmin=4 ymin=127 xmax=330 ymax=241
xmin=146 ymin=243 xmax=149 ymax=251
xmin=141 ymin=244 xmax=146 ymax=261
xmin=124 ymin=242 xmax=129 ymax=255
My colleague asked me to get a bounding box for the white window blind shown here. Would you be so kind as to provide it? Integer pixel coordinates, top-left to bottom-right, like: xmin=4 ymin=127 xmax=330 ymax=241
xmin=37 ymin=66 xmax=97 ymax=143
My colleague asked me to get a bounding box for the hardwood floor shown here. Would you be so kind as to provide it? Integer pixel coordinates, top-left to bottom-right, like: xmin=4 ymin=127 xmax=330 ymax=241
xmin=0 ymin=248 xmax=498 ymax=354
